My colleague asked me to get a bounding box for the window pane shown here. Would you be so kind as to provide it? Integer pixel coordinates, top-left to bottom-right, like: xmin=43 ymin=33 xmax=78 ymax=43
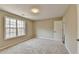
xmin=17 ymin=28 xmax=25 ymax=36
xmin=17 ymin=20 xmax=25 ymax=36
xmin=5 ymin=17 xmax=10 ymax=27
xmin=10 ymin=18 xmax=16 ymax=28
xmin=5 ymin=28 xmax=10 ymax=39
xmin=5 ymin=17 xmax=26 ymax=39
xmin=9 ymin=28 xmax=16 ymax=37
xmin=17 ymin=28 xmax=22 ymax=36
xmin=5 ymin=17 xmax=17 ymax=39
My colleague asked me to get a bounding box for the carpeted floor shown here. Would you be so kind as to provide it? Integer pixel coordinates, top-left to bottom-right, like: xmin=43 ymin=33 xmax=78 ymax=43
xmin=0 ymin=38 xmax=69 ymax=54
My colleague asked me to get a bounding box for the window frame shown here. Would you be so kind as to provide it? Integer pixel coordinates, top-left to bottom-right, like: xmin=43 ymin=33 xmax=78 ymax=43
xmin=4 ymin=16 xmax=26 ymax=40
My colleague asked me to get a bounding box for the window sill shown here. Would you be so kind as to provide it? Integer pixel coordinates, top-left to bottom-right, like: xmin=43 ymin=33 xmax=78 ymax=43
xmin=4 ymin=35 xmax=26 ymax=40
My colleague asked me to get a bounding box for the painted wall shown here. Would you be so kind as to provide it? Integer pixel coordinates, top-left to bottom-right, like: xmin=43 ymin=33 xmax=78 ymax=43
xmin=63 ymin=5 xmax=77 ymax=54
xmin=0 ymin=10 xmax=34 ymax=50
xmin=34 ymin=18 xmax=62 ymax=40
xmin=77 ymin=5 xmax=79 ymax=39
xmin=76 ymin=5 xmax=79 ymax=54
xmin=35 ymin=19 xmax=54 ymax=40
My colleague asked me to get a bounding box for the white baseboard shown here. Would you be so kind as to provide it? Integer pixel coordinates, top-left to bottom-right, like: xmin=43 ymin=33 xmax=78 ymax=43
xmin=36 ymin=37 xmax=53 ymax=40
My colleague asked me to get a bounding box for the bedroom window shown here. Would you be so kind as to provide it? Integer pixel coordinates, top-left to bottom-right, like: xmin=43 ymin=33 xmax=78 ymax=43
xmin=17 ymin=20 xmax=25 ymax=36
xmin=5 ymin=16 xmax=26 ymax=39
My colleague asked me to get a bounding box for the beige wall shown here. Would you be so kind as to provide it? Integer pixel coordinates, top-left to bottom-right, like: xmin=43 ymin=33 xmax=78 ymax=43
xmin=34 ymin=17 xmax=62 ymax=40
xmin=77 ymin=5 xmax=79 ymax=39
xmin=76 ymin=5 xmax=79 ymax=54
xmin=63 ymin=5 xmax=77 ymax=54
xmin=34 ymin=19 xmax=54 ymax=40
xmin=0 ymin=10 xmax=34 ymax=50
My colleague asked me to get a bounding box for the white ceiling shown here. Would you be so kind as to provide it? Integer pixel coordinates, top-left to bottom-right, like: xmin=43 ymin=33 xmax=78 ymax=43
xmin=0 ymin=4 xmax=69 ymax=20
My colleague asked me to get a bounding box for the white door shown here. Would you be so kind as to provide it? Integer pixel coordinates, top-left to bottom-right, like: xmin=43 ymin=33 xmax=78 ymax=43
xmin=54 ymin=21 xmax=63 ymax=42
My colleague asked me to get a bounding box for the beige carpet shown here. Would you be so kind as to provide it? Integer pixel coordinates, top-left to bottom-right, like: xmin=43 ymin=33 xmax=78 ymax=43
xmin=0 ymin=38 xmax=69 ymax=54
